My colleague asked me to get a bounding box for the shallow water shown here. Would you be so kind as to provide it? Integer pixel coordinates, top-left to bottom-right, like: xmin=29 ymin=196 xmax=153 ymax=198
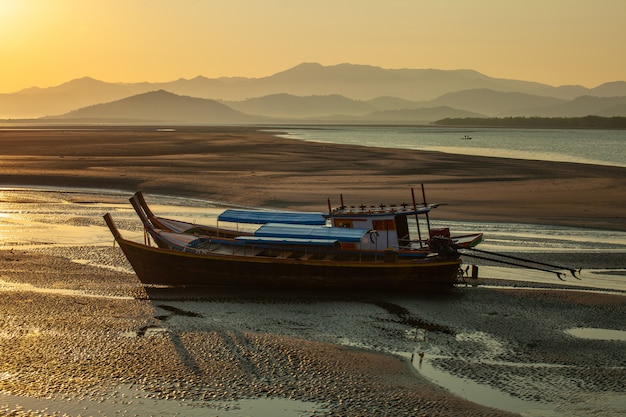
xmin=1 ymin=186 xmax=624 ymax=290
xmin=565 ymin=327 xmax=626 ymax=341
xmin=0 ymin=187 xmax=625 ymax=416
xmin=268 ymin=126 xmax=626 ymax=168
xmin=2 ymin=187 xmax=625 ymax=252
xmin=408 ymin=353 xmax=555 ymax=416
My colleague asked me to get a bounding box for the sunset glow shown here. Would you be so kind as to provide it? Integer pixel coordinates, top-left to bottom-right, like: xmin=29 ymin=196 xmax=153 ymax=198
xmin=1 ymin=0 xmax=625 ymax=92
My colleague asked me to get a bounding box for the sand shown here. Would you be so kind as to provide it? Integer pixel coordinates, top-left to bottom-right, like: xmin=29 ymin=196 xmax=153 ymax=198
xmin=0 ymin=248 xmax=624 ymax=416
xmin=0 ymin=126 xmax=625 ymax=416
xmin=0 ymin=126 xmax=624 ymax=230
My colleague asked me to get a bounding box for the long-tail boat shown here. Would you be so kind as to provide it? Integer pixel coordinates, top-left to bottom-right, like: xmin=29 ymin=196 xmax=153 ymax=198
xmin=103 ymin=188 xmax=483 ymax=291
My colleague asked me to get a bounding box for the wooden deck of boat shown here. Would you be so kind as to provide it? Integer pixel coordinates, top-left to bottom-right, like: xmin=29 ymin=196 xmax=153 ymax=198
xmin=196 ymin=244 xmax=322 ymax=260
xmin=191 ymin=240 xmax=388 ymax=262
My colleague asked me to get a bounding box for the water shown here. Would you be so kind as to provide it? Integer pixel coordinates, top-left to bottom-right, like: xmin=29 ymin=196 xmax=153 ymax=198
xmin=262 ymin=125 xmax=626 ymax=291
xmin=565 ymin=327 xmax=626 ymax=341
xmin=409 ymin=353 xmax=556 ymax=416
xmin=267 ymin=125 xmax=626 ymax=168
xmin=2 ymin=123 xmax=625 ymax=415
xmin=0 ymin=187 xmax=625 ymax=416
xmin=2 ymin=187 xmax=625 ymax=253
xmin=1 ymin=187 xmax=625 ymax=290
xmin=431 ymin=219 xmax=626 ymax=253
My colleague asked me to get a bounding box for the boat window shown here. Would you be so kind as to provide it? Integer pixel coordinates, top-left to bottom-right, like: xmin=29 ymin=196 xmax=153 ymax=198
xmin=395 ymin=215 xmax=410 ymax=246
xmin=373 ymin=219 xmax=395 ymax=231
xmin=334 ymin=220 xmax=353 ymax=228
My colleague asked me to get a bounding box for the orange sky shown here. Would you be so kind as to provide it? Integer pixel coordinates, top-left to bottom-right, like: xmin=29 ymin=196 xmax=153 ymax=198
xmin=1 ymin=0 xmax=625 ymax=93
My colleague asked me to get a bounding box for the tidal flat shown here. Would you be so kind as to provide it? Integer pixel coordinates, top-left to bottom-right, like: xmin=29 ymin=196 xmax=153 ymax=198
xmin=0 ymin=126 xmax=625 ymax=415
xmin=0 ymin=189 xmax=624 ymax=416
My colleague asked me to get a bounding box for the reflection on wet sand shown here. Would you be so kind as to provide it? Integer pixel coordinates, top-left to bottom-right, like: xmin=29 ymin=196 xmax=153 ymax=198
xmin=566 ymin=327 xmax=626 ymax=341
xmin=2 ymin=187 xmax=624 ymax=291
xmin=0 ymin=188 xmax=625 ymax=416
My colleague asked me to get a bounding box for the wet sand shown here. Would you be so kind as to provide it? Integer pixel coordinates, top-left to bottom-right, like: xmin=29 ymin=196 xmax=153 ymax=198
xmin=0 ymin=248 xmax=624 ymax=416
xmin=0 ymin=126 xmax=625 ymax=416
xmin=1 ymin=126 xmax=625 ymax=230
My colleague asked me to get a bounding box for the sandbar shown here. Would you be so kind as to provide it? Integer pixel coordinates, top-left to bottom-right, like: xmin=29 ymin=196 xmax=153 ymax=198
xmin=0 ymin=126 xmax=624 ymax=416
xmin=0 ymin=126 xmax=624 ymax=230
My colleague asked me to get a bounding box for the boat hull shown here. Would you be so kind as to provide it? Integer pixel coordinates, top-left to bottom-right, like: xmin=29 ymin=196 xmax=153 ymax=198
xmin=115 ymin=236 xmax=461 ymax=292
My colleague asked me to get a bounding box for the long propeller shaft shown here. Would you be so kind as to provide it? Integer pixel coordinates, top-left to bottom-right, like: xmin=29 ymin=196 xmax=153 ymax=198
xmin=464 ymin=247 xmax=580 ymax=276
xmin=458 ymin=246 xmax=583 ymax=280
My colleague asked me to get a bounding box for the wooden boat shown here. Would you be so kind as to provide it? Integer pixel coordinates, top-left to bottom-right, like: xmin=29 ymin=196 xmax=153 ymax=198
xmin=129 ymin=190 xmax=483 ymax=250
xmin=104 ymin=188 xmax=483 ymax=291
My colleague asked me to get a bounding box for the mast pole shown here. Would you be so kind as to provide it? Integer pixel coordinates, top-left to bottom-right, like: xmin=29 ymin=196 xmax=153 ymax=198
xmin=421 ymin=184 xmax=432 ymax=235
xmin=411 ymin=187 xmax=423 ymax=247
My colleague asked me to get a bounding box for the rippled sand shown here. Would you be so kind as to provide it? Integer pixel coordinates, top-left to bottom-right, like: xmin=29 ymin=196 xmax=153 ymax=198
xmin=0 ymin=240 xmax=623 ymax=416
xmin=0 ymin=249 xmax=490 ymax=416
xmin=0 ymin=127 xmax=625 ymax=415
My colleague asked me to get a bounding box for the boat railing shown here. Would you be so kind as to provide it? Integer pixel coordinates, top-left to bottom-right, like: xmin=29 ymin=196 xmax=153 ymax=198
xmin=170 ymin=229 xmax=438 ymax=263
xmin=184 ymin=237 xmax=375 ymax=262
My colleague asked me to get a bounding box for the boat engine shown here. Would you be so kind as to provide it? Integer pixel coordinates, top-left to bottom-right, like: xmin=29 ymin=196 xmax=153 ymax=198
xmin=429 ymin=236 xmax=458 ymax=257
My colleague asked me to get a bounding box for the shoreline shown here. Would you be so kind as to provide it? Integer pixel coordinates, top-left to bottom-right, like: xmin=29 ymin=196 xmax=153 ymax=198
xmin=0 ymin=247 xmax=624 ymax=416
xmin=0 ymin=126 xmax=625 ymax=231
xmin=0 ymin=123 xmax=624 ymax=417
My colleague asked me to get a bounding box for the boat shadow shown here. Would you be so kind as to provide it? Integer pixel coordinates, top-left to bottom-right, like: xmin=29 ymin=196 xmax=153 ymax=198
xmin=139 ymin=284 xmax=466 ymax=303
xmin=129 ymin=284 xmax=465 ymax=389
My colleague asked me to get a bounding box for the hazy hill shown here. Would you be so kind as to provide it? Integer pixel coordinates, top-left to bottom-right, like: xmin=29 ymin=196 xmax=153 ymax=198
xmin=245 ymin=63 xmax=563 ymax=101
xmin=509 ymin=95 xmax=626 ymax=117
xmin=420 ymin=89 xmax=566 ymax=117
xmin=44 ymin=90 xmax=257 ymax=124
xmin=2 ymin=77 xmax=149 ymax=118
xmin=415 ymin=90 xmax=626 ymax=118
xmin=602 ymin=103 xmax=626 ymax=117
xmin=589 ymin=81 xmax=626 ymax=97
xmin=37 ymin=88 xmax=626 ymax=125
xmin=168 ymin=62 xmax=626 ymax=101
xmin=42 ymin=90 xmax=488 ymax=124
xmin=359 ymin=106 xmax=485 ymax=124
xmin=3 ymin=62 xmax=626 ymax=119
xmin=224 ymin=94 xmax=377 ymax=118
xmin=365 ymin=96 xmax=422 ymax=111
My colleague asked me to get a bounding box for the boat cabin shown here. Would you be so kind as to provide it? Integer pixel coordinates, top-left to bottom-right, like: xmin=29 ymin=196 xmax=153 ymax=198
xmin=217 ymin=213 xmax=373 ymax=251
xmin=324 ymin=202 xmax=438 ymax=251
xmin=216 ymin=190 xmax=447 ymax=252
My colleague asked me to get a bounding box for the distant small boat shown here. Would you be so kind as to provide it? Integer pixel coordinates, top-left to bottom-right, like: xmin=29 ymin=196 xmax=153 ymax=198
xmin=462 ymin=134 xmax=472 ymax=140
xmin=104 ymin=188 xmax=484 ymax=292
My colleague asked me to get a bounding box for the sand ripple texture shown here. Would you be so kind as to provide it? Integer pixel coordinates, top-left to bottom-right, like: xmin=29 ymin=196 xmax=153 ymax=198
xmin=0 ymin=247 xmax=624 ymax=416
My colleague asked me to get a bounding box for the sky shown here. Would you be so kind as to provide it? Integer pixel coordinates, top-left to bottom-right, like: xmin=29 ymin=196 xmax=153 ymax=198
xmin=1 ymin=0 xmax=625 ymax=93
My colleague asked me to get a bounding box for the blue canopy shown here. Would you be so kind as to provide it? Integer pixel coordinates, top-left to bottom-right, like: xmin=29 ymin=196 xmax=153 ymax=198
xmin=254 ymin=223 xmax=368 ymax=243
xmin=218 ymin=209 xmax=326 ymax=225
xmin=235 ymin=236 xmax=339 ymax=247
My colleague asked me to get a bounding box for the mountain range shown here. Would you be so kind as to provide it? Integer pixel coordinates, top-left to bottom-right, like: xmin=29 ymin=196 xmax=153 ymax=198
xmin=2 ymin=62 xmax=626 ymax=124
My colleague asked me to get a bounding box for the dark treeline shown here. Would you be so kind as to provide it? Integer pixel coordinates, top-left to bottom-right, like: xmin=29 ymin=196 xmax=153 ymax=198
xmin=434 ymin=116 xmax=626 ymax=129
